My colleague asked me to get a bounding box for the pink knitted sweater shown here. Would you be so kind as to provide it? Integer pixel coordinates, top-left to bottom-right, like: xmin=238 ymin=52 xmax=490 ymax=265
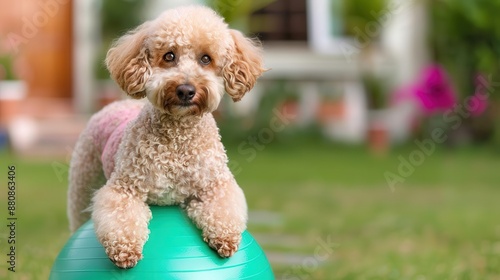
xmin=92 ymin=101 xmax=144 ymax=179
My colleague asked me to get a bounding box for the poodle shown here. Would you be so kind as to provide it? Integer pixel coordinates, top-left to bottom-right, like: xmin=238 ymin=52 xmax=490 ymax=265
xmin=67 ymin=5 xmax=265 ymax=269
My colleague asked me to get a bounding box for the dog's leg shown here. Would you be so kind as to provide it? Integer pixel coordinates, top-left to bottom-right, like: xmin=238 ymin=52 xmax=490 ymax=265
xmin=92 ymin=182 xmax=151 ymax=269
xmin=185 ymin=179 xmax=247 ymax=257
xmin=68 ymin=133 xmax=106 ymax=232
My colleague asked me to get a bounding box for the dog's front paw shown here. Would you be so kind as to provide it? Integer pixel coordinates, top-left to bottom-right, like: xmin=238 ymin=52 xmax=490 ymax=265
xmin=104 ymin=241 xmax=143 ymax=269
xmin=110 ymin=251 xmax=142 ymax=269
xmin=205 ymin=234 xmax=241 ymax=258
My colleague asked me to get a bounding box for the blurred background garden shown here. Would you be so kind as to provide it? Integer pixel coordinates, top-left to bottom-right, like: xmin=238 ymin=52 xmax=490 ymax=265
xmin=1 ymin=0 xmax=500 ymax=279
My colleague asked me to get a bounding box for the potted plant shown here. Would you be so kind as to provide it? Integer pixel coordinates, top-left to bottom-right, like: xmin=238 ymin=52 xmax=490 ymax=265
xmin=0 ymin=53 xmax=26 ymax=124
xmin=364 ymin=73 xmax=390 ymax=154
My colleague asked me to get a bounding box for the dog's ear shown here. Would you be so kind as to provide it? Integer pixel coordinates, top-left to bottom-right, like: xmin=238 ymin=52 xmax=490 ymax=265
xmin=106 ymin=22 xmax=152 ymax=99
xmin=223 ymin=30 xmax=265 ymax=102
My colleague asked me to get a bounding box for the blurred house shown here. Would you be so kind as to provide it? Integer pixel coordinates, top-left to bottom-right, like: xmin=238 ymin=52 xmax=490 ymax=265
xmin=0 ymin=0 xmax=429 ymax=156
xmin=148 ymin=0 xmax=428 ymax=148
xmin=0 ymin=0 xmax=79 ymax=156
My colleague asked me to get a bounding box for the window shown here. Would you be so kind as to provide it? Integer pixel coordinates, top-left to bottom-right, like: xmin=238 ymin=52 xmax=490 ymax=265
xmin=250 ymin=0 xmax=307 ymax=41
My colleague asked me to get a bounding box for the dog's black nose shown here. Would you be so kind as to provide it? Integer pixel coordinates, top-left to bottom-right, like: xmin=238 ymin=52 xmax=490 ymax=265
xmin=176 ymin=84 xmax=196 ymax=101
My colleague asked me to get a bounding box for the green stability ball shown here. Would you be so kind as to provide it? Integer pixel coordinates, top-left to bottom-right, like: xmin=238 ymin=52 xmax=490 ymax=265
xmin=50 ymin=206 xmax=274 ymax=280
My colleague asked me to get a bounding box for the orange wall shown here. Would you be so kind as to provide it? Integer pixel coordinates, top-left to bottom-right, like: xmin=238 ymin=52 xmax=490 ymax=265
xmin=0 ymin=0 xmax=73 ymax=99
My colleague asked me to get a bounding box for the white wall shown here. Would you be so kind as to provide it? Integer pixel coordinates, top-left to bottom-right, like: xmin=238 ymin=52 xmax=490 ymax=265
xmin=73 ymin=0 xmax=101 ymax=113
xmin=146 ymin=0 xmax=204 ymax=18
xmin=381 ymin=0 xmax=429 ymax=86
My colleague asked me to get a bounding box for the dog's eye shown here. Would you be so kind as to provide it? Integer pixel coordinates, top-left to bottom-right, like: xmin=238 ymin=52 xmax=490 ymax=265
xmin=164 ymin=52 xmax=175 ymax=62
xmin=200 ymin=55 xmax=211 ymax=65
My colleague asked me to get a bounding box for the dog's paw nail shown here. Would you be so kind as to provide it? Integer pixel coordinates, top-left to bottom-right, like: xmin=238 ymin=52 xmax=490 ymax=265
xmin=109 ymin=258 xmax=136 ymax=269
xmin=116 ymin=261 xmax=137 ymax=269
xmin=207 ymin=236 xmax=240 ymax=258
xmin=218 ymin=248 xmax=236 ymax=258
xmin=112 ymin=256 xmax=140 ymax=269
xmin=108 ymin=250 xmax=142 ymax=269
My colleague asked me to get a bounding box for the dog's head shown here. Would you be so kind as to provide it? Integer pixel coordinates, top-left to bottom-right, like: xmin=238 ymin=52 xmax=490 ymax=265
xmin=105 ymin=5 xmax=265 ymax=117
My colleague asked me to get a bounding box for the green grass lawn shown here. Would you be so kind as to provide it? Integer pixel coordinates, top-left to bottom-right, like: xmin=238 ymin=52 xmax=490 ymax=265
xmin=0 ymin=141 xmax=499 ymax=279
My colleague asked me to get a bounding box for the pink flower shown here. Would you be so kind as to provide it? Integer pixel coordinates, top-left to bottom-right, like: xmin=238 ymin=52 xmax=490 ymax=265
xmin=392 ymin=65 xmax=457 ymax=116
xmin=413 ymin=65 xmax=457 ymax=115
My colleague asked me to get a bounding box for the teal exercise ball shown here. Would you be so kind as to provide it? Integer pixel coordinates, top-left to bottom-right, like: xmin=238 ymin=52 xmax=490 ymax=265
xmin=50 ymin=206 xmax=274 ymax=280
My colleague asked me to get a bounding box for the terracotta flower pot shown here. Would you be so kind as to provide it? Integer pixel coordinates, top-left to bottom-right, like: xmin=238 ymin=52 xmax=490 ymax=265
xmin=368 ymin=121 xmax=389 ymax=155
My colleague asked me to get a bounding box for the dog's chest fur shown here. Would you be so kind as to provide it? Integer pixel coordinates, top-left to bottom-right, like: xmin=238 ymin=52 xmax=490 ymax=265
xmin=119 ymin=105 xmax=230 ymax=206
